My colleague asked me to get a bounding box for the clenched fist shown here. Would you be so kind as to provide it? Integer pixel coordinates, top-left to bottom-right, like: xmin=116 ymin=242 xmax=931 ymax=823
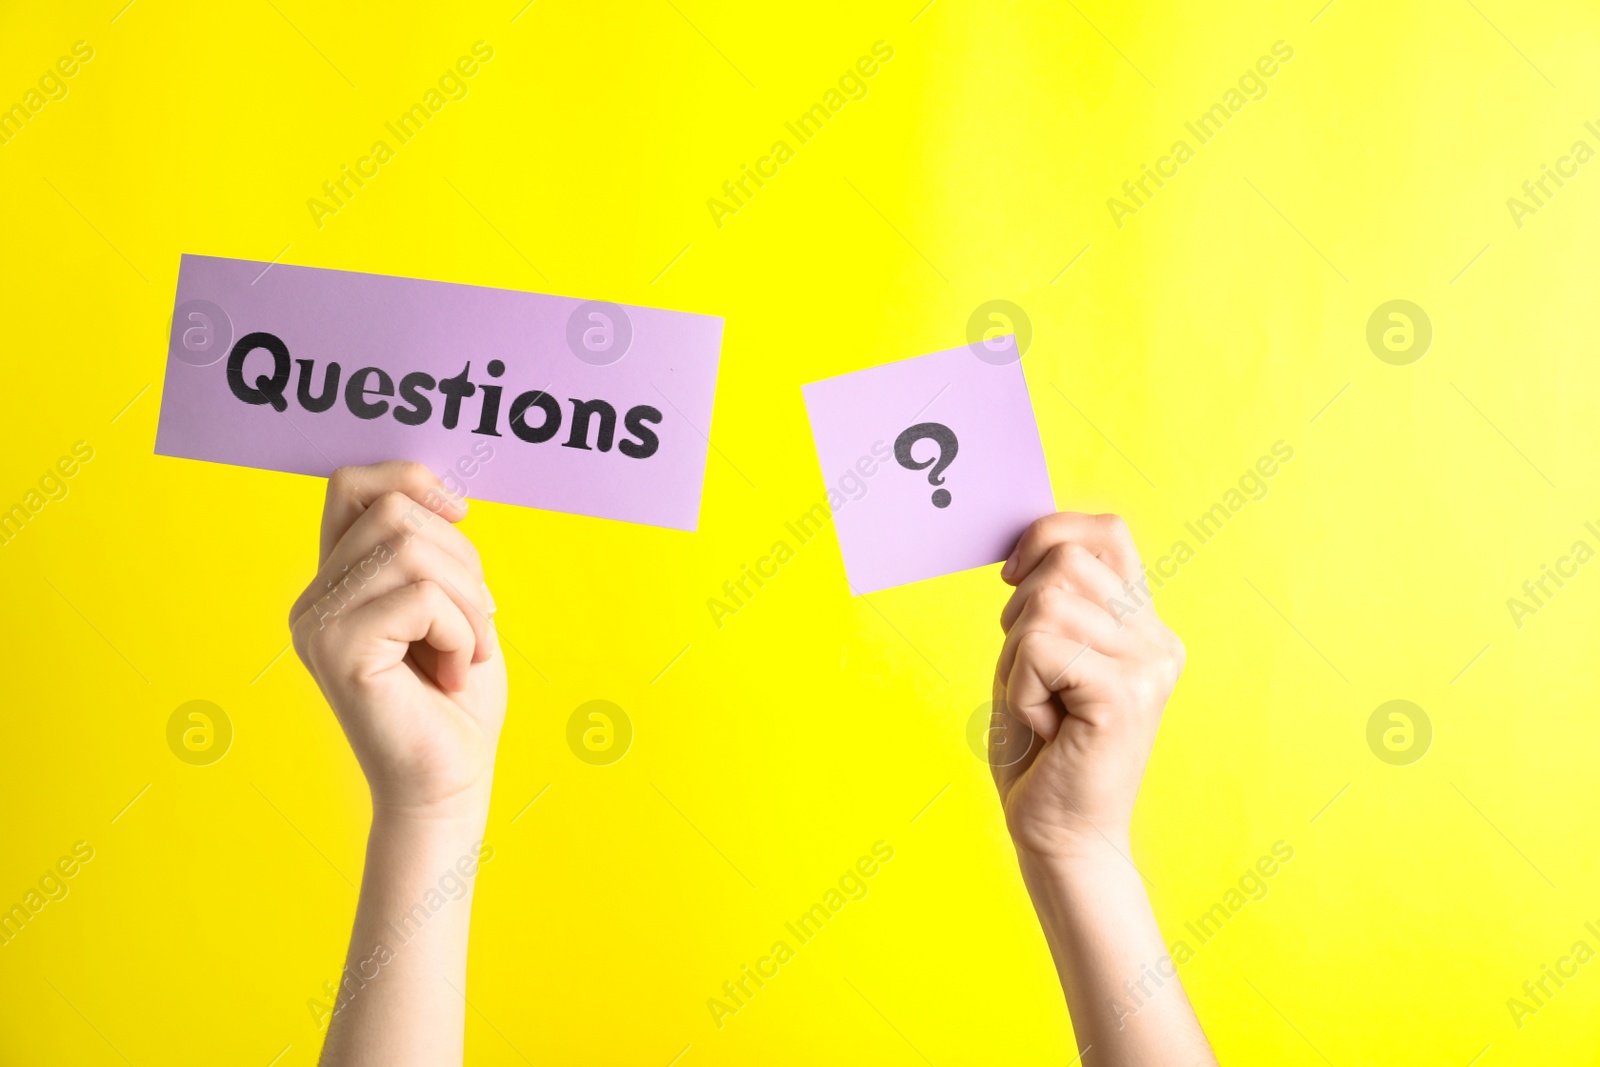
xmin=289 ymin=461 xmax=507 ymax=821
xmin=991 ymin=512 xmax=1185 ymax=861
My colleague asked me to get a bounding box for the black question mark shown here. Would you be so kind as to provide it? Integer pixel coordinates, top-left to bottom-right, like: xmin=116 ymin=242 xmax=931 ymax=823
xmin=894 ymin=422 xmax=959 ymax=508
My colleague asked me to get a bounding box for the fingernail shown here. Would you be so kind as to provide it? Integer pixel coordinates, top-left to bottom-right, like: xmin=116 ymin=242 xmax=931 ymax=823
xmin=1001 ymin=553 xmax=1018 ymax=581
xmin=482 ymin=582 xmax=496 ymax=615
xmin=486 ymin=618 xmax=498 ymax=656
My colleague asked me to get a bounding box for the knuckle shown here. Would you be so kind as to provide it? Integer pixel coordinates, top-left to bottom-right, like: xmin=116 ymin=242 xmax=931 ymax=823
xmin=999 ymin=590 xmax=1026 ymax=632
xmin=287 ymin=587 xmax=309 ymax=632
xmin=1056 ymin=542 xmax=1095 ymax=576
xmin=301 ymin=618 xmax=336 ymax=674
xmin=411 ymin=577 xmax=445 ymax=606
xmin=393 ymin=497 xmax=438 ymax=541
xmin=329 ymin=465 xmax=357 ymax=489
xmin=1029 ymin=513 xmax=1062 ymax=538
xmin=1022 ymin=513 xmax=1065 ymax=551
xmin=1098 ymin=512 xmax=1131 ymax=539
xmin=1030 ymin=583 xmax=1069 ymax=617
xmin=289 ymin=609 xmax=310 ymax=656
xmin=1165 ymin=632 xmax=1187 ymax=678
xmin=1127 ymin=671 xmax=1162 ymax=706
xmin=374 ymin=489 xmax=412 ymax=524
xmin=1014 ymin=628 xmax=1052 ymax=664
xmin=1062 ymin=541 xmax=1093 ymax=563
xmin=1129 ymin=637 xmax=1184 ymax=699
xmin=1036 ymin=542 xmax=1069 ymax=576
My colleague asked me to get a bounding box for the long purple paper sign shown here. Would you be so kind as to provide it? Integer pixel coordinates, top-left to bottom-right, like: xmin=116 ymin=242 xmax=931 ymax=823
xmin=155 ymin=255 xmax=723 ymax=531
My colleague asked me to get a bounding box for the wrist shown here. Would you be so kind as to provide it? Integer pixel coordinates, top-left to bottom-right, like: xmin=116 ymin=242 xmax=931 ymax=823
xmin=370 ymin=770 xmax=495 ymax=830
xmin=371 ymin=805 xmax=488 ymax=840
xmin=371 ymin=787 xmax=492 ymax=848
xmin=1001 ymin=793 xmax=1135 ymax=874
xmin=1013 ymin=829 xmax=1135 ymax=889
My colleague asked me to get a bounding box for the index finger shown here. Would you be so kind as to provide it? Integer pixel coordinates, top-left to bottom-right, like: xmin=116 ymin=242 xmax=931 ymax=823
xmin=319 ymin=461 xmax=468 ymax=564
xmin=1000 ymin=511 xmax=1142 ymax=587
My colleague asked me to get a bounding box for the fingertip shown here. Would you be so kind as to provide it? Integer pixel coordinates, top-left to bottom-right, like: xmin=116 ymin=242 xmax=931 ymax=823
xmin=430 ymin=488 xmax=468 ymax=521
xmin=442 ymin=659 xmax=473 ymax=692
xmin=400 ymin=461 xmax=464 ymax=521
xmin=1004 ymin=514 xmax=1052 ymax=583
xmin=1029 ymin=711 xmax=1060 ymax=745
xmin=472 ymin=585 xmax=495 ymax=662
xmin=1007 ymin=694 xmax=1054 ymax=743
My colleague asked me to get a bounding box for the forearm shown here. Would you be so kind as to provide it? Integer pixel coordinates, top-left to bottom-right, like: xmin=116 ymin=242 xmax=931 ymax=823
xmin=1018 ymin=838 xmax=1215 ymax=1067
xmin=318 ymin=804 xmax=491 ymax=1067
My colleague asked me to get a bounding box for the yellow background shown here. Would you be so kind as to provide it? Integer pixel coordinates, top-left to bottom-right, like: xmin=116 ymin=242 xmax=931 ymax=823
xmin=3 ymin=0 xmax=1599 ymax=1063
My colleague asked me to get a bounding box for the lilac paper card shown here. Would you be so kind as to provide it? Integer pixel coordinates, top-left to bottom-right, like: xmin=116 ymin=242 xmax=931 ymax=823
xmin=155 ymin=254 xmax=723 ymax=530
xmin=802 ymin=344 xmax=1056 ymax=594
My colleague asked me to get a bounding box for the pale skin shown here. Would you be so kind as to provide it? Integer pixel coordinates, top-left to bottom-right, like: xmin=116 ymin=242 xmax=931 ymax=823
xmin=994 ymin=511 xmax=1216 ymax=1066
xmin=289 ymin=462 xmax=506 ymax=1067
xmin=292 ymin=465 xmax=1210 ymax=1063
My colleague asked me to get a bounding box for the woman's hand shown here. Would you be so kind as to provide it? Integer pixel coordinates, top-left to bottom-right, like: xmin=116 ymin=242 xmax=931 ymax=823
xmin=992 ymin=512 xmax=1186 ymax=862
xmin=289 ymin=461 xmax=507 ymax=821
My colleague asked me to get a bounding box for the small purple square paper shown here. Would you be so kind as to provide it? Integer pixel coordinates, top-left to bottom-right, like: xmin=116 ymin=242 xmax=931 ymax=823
xmin=802 ymin=343 xmax=1056 ymax=594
